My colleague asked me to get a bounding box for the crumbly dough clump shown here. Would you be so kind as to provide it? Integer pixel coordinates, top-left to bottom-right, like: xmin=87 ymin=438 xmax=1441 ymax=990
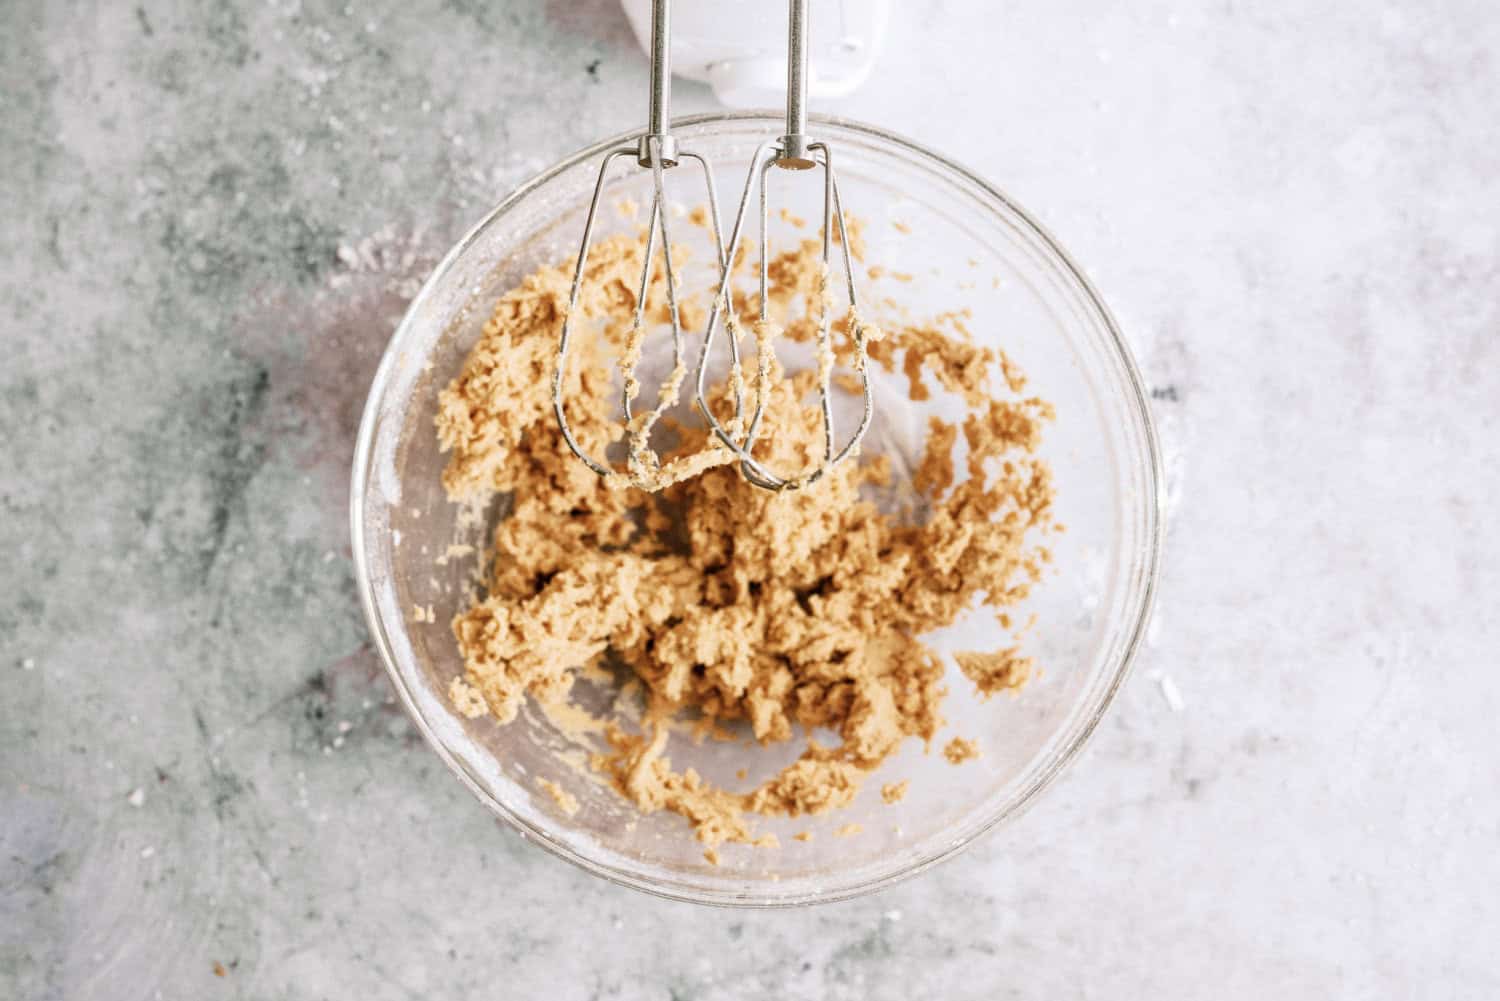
xmin=954 ymin=648 xmax=1036 ymax=699
xmin=536 ymin=778 xmax=579 ymax=816
xmin=943 ymin=737 xmax=981 ymax=765
xmin=435 ymin=229 xmax=1054 ymax=852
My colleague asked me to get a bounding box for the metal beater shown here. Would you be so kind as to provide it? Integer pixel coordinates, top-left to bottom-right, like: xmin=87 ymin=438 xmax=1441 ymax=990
xmin=551 ymin=0 xmax=726 ymax=489
xmin=693 ymin=0 xmax=876 ymax=491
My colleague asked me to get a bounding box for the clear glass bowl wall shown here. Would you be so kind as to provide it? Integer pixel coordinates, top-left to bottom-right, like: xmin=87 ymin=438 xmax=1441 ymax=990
xmin=352 ymin=113 xmax=1162 ymax=906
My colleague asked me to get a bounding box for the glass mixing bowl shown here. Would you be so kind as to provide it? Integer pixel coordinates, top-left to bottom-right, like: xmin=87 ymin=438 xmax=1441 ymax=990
xmin=351 ymin=113 xmax=1162 ymax=906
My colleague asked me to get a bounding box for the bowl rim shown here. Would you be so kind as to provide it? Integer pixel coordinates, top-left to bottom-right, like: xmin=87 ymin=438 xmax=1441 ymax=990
xmin=350 ymin=110 xmax=1165 ymax=908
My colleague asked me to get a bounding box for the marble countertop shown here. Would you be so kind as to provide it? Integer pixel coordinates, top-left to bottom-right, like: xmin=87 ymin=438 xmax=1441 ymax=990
xmin=4 ymin=1 xmax=1497 ymax=997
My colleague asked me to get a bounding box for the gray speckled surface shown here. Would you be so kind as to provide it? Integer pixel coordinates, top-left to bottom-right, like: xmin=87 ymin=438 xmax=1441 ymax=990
xmin=4 ymin=1 xmax=1498 ymax=997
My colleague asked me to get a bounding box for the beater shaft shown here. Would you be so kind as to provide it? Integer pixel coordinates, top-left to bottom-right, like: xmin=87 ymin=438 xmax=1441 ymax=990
xmin=645 ymin=0 xmax=670 ymax=143
xmin=780 ymin=0 xmax=814 ymax=169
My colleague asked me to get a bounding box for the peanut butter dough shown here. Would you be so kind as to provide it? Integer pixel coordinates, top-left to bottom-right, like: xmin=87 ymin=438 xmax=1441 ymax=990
xmin=536 ymin=778 xmax=579 ymax=816
xmin=942 ymin=737 xmax=981 ymax=765
xmin=435 ymin=225 xmax=1055 ymax=855
xmin=954 ymin=648 xmax=1036 ymax=699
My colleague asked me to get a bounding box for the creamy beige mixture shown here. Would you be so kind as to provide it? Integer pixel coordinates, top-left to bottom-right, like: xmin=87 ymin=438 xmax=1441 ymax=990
xmin=434 ymin=225 xmax=1056 ymax=857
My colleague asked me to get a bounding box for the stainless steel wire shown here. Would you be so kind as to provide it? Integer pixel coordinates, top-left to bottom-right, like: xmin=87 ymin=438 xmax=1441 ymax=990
xmin=691 ymin=0 xmax=876 ymax=491
xmin=551 ymin=0 xmax=726 ymax=488
xmin=554 ymin=0 xmax=874 ymax=492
